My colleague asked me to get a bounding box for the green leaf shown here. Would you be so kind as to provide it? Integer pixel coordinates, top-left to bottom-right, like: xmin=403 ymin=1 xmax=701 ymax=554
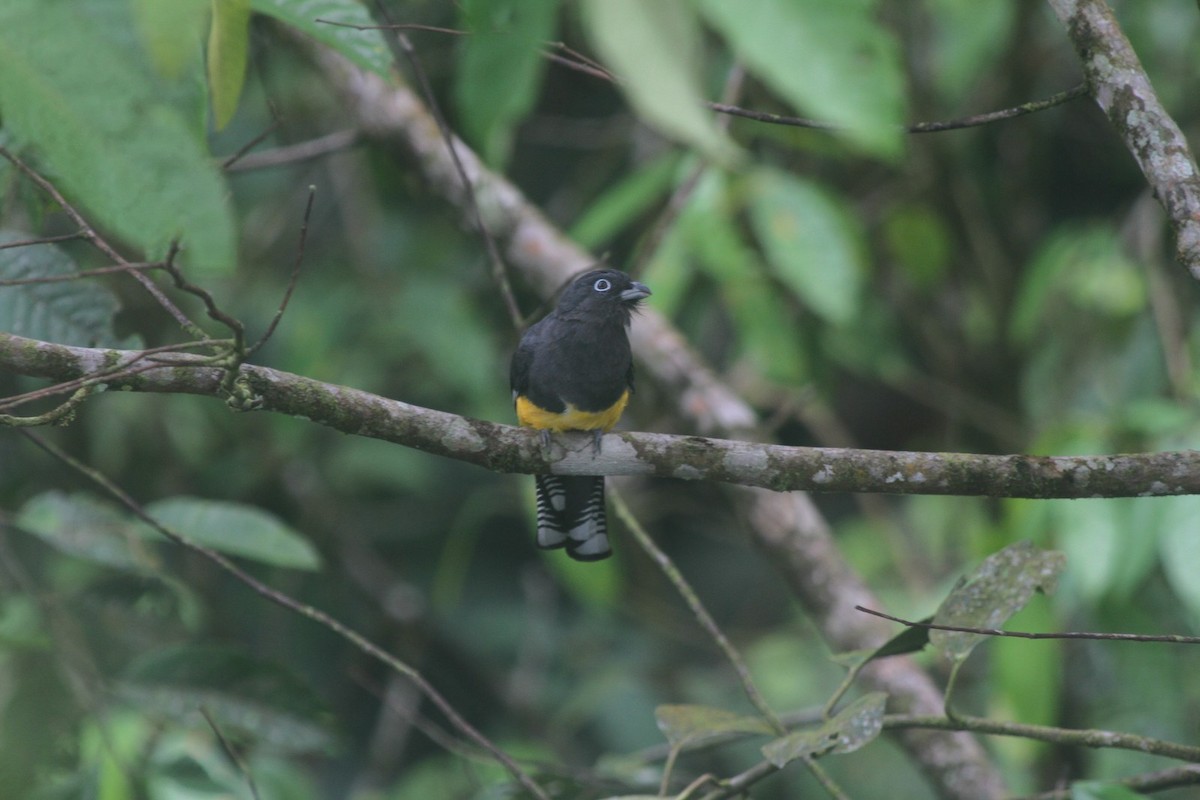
xmin=883 ymin=205 xmax=951 ymax=289
xmin=569 ymin=153 xmax=682 ymax=250
xmin=655 ymin=704 xmax=775 ymax=749
xmin=697 ymin=0 xmax=906 ymax=158
xmin=251 ymin=0 xmax=392 ymax=77
xmin=761 ymin=692 xmax=886 ymax=767
xmin=747 ymin=168 xmax=866 ymax=325
xmin=455 ymin=0 xmax=559 ymax=166
xmin=926 ymin=0 xmax=1016 ymax=104
xmin=120 ymin=644 xmax=334 ymax=753
xmin=580 ymin=0 xmax=738 ymax=164
xmin=931 ymin=541 xmax=1065 ymax=663
xmin=143 ymin=497 xmax=321 ymax=570
xmin=132 ymin=0 xmax=209 ymax=79
xmin=208 ymin=0 xmax=251 ymax=130
xmin=15 ymin=491 xmax=159 ymax=572
xmin=1010 ymin=225 xmax=1145 ymax=345
xmin=1158 ymin=496 xmax=1200 ymax=620
xmin=0 ymin=1 xmax=236 ymax=274
xmin=0 ymin=231 xmax=130 ymax=347
xmin=682 ymin=175 xmax=807 ymax=383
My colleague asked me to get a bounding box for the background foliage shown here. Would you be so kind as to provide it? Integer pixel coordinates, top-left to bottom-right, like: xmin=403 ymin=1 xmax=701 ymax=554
xmin=2 ymin=0 xmax=1200 ymax=797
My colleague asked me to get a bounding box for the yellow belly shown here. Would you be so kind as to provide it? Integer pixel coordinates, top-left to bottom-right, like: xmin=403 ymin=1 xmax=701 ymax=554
xmin=516 ymin=390 xmax=629 ymax=432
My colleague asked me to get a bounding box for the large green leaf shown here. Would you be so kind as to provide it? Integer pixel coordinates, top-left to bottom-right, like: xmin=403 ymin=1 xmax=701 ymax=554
xmin=683 ymin=174 xmax=808 ymax=383
xmin=1158 ymin=495 xmax=1200 ymax=620
xmin=455 ymin=0 xmax=559 ymax=166
xmin=143 ymin=497 xmax=321 ymax=571
xmin=655 ymin=704 xmax=775 ymax=749
xmin=208 ymin=0 xmax=252 ymax=130
xmin=251 ymin=0 xmax=392 ymax=77
xmin=580 ymin=0 xmax=738 ymax=164
xmin=0 ymin=1 xmax=236 ymax=274
xmin=931 ymin=541 xmax=1065 ymax=663
xmin=747 ymin=168 xmax=866 ymax=325
xmin=15 ymin=491 xmax=160 ymax=572
xmin=697 ymin=0 xmax=905 ymax=158
xmin=120 ymin=644 xmax=333 ymax=753
xmin=569 ymin=153 xmax=682 ymax=250
xmin=131 ymin=0 xmax=209 ymax=79
xmin=0 ymin=231 xmax=129 ymax=347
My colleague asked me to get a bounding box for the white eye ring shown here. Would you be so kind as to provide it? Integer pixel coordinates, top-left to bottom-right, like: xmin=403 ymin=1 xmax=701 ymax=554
xmin=593 ymin=278 xmax=612 ymax=292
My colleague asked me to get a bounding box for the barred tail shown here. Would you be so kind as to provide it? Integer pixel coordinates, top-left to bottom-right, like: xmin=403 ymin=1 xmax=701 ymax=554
xmin=534 ymin=475 xmax=611 ymax=561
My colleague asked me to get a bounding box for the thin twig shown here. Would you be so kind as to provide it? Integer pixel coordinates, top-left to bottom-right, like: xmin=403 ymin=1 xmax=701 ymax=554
xmin=0 ymin=231 xmax=88 ymax=250
xmin=225 ymin=129 xmax=360 ymax=172
xmin=353 ymin=6 xmax=525 ymax=331
xmin=0 ymin=261 xmax=165 ymax=287
xmin=19 ymin=432 xmax=550 ymax=800
xmin=1015 ymin=764 xmax=1200 ymax=800
xmin=160 ymin=241 xmax=243 ymax=347
xmin=857 ymin=606 xmax=1200 ymax=645
xmin=248 ymin=187 xmax=315 ymax=355
xmin=199 ymin=707 xmax=262 ymax=800
xmin=0 ymin=386 xmax=93 ymax=427
xmin=611 ymin=489 xmax=785 ymax=735
xmin=313 ymin=19 xmax=467 ymax=36
xmin=0 ymin=145 xmax=196 ymax=331
xmin=221 ymin=118 xmax=284 ymax=169
xmin=903 ymin=83 xmax=1090 ymax=132
xmin=0 ymin=340 xmax=228 ymax=414
xmin=884 ymin=713 xmax=1200 ymax=762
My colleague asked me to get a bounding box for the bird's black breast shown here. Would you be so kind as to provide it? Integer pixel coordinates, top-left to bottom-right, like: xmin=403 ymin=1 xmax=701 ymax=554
xmin=512 ymin=312 xmax=632 ymax=414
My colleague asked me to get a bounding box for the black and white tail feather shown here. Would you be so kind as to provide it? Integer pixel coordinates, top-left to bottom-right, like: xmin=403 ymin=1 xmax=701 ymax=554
xmin=535 ymin=474 xmax=610 ymax=561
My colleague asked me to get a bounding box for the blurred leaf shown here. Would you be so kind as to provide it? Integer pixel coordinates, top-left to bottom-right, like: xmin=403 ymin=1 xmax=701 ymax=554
xmin=0 ymin=231 xmax=130 ymax=347
xmin=931 ymin=541 xmax=1065 ymax=662
xmin=16 ymin=491 xmax=159 ymax=572
xmin=391 ymin=278 xmax=501 ymax=408
xmin=1011 ymin=225 xmax=1144 ymax=345
xmin=761 ymin=692 xmax=886 ymax=767
xmin=455 ymin=0 xmax=559 ymax=166
xmin=580 ymin=0 xmax=738 ymax=163
xmin=1070 ymin=782 xmax=1149 ymax=800
xmin=926 ymin=0 xmax=1016 ymax=103
xmin=637 ymin=217 xmax=692 ymax=318
xmin=132 ymin=0 xmax=208 ymax=79
xmin=570 ymin=153 xmax=682 ymax=249
xmin=992 ymin=603 xmax=1061 ymax=730
xmin=0 ymin=596 xmax=48 ymax=650
xmin=208 ymin=0 xmax=251 ymax=130
xmin=1051 ymin=499 xmax=1159 ymax=605
xmin=120 ymin=644 xmax=334 ymax=753
xmin=655 ymin=704 xmax=775 ymax=748
xmin=0 ymin=1 xmax=236 ymax=273
xmin=251 ymin=0 xmax=392 ymax=77
xmin=1158 ymin=495 xmax=1200 ymax=620
xmin=884 ymin=204 xmax=951 ymax=289
xmin=747 ymin=168 xmax=865 ymax=325
xmin=682 ymin=176 xmax=807 ymax=383
xmin=697 ymin=0 xmax=905 ymax=158
xmin=143 ymin=496 xmax=321 ymax=570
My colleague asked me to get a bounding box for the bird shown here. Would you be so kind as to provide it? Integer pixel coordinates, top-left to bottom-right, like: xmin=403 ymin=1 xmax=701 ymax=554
xmin=509 ymin=268 xmax=651 ymax=561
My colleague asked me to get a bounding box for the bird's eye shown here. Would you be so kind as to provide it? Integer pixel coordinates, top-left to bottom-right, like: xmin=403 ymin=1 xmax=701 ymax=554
xmin=593 ymin=278 xmax=612 ymax=292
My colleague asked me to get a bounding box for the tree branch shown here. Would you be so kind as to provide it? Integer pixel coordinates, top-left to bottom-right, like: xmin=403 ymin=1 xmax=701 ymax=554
xmin=245 ymin=27 xmax=1012 ymax=798
xmin=1046 ymin=0 xmax=1200 ymax=276
xmin=10 ymin=333 xmax=1199 ymax=499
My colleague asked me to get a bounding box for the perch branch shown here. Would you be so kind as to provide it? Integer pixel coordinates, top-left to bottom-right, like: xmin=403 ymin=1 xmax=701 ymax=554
xmin=6 ymin=332 xmax=1200 ymax=499
xmin=1046 ymin=0 xmax=1200 ymax=276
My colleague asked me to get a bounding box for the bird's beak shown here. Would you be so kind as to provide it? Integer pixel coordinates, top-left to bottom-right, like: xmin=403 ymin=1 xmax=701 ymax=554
xmin=620 ymin=282 xmax=652 ymax=302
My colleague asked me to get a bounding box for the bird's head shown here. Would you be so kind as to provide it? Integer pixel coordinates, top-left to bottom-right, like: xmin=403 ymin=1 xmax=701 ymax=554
xmin=555 ymin=269 xmax=651 ymax=320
